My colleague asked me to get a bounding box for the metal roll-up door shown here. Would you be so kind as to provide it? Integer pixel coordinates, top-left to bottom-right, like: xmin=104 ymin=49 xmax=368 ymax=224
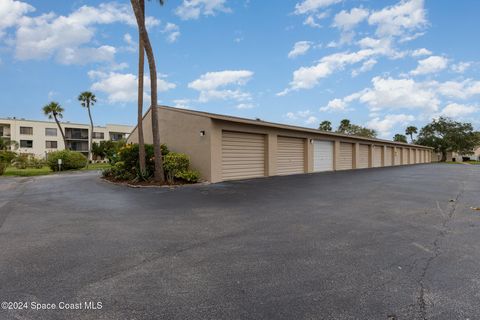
xmin=404 ymin=148 xmax=409 ymax=165
xmin=394 ymin=148 xmax=401 ymax=166
xmin=313 ymin=140 xmax=334 ymax=172
xmin=338 ymin=142 xmax=353 ymax=170
xmin=373 ymin=145 xmax=382 ymax=167
xmin=410 ymin=149 xmax=415 ymax=164
xmin=277 ymin=136 xmax=305 ymax=175
xmin=222 ymin=131 xmax=266 ymax=181
xmin=421 ymin=150 xmax=425 ymax=163
xmin=358 ymin=144 xmax=370 ymax=169
xmin=416 ymin=149 xmax=420 ymax=163
xmin=385 ymin=147 xmax=393 ymax=166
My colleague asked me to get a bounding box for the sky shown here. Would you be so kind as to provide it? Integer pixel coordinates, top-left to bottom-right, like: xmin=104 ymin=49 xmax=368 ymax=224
xmin=0 ymin=0 xmax=479 ymax=139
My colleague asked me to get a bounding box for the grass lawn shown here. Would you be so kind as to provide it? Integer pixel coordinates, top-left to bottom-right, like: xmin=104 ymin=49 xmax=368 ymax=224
xmin=466 ymin=160 xmax=480 ymax=165
xmin=2 ymin=163 xmax=112 ymax=177
xmin=3 ymin=166 xmax=53 ymax=177
xmin=444 ymin=161 xmax=480 ymax=165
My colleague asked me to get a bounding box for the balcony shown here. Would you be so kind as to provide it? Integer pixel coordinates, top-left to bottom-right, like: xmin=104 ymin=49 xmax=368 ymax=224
xmin=65 ymin=128 xmax=88 ymax=140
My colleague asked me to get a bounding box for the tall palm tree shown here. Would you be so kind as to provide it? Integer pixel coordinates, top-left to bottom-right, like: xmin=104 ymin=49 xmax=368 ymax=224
xmin=136 ymin=0 xmax=147 ymax=177
xmin=337 ymin=119 xmax=351 ymax=133
xmin=318 ymin=120 xmax=332 ymax=131
xmin=78 ymin=91 xmax=97 ymax=166
xmin=405 ymin=126 xmax=418 ymax=143
xmin=0 ymin=137 xmax=18 ymax=151
xmin=130 ymin=0 xmax=165 ymax=182
xmin=43 ymin=102 xmax=68 ymax=150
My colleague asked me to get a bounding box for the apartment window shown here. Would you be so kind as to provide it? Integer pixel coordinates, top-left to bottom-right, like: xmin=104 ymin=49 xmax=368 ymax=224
xmin=92 ymin=132 xmax=105 ymax=139
xmin=45 ymin=128 xmax=57 ymax=136
xmin=20 ymin=140 xmax=33 ymax=148
xmin=20 ymin=126 xmax=33 ymax=135
xmin=46 ymin=141 xmax=58 ymax=149
xmin=110 ymin=132 xmax=125 ymax=141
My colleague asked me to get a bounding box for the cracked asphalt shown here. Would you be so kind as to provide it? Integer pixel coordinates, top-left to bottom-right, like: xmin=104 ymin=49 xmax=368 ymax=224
xmin=1 ymin=164 xmax=480 ymax=320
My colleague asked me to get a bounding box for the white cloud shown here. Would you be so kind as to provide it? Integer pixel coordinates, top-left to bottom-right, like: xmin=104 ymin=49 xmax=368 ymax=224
xmin=368 ymin=0 xmax=427 ymax=38
xmin=89 ymin=71 xmax=176 ymax=103
xmin=236 ymin=103 xmax=255 ymax=110
xmin=451 ymin=61 xmax=471 ymax=73
xmin=288 ymin=41 xmax=313 ymax=59
xmin=162 ymin=23 xmax=180 ymax=43
xmin=172 ymin=99 xmax=192 ymax=109
xmin=351 ymin=59 xmax=377 ymax=77
xmin=175 ymin=0 xmax=231 ymax=20
xmin=0 ymin=0 xmax=34 ymax=38
xmin=411 ymin=48 xmax=432 ymax=57
xmin=320 ymin=98 xmax=347 ymax=112
xmin=305 ymin=116 xmax=319 ymax=125
xmin=294 ymin=0 xmax=341 ymax=15
xmin=435 ymin=79 xmax=480 ymax=99
xmin=440 ymin=103 xmax=477 ymax=118
xmin=303 ymin=12 xmax=329 ymax=28
xmin=367 ymin=114 xmax=415 ymax=138
xmin=333 ymin=8 xmax=369 ymax=31
xmin=188 ymin=70 xmax=254 ymax=103
xmin=410 ymin=55 xmax=448 ymax=75
xmin=13 ymin=2 xmax=159 ymax=64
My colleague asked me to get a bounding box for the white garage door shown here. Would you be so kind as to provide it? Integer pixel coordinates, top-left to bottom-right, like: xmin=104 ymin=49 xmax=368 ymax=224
xmin=313 ymin=140 xmax=334 ymax=172
xmin=402 ymin=148 xmax=408 ymax=165
xmin=338 ymin=142 xmax=353 ymax=170
xmin=385 ymin=147 xmax=393 ymax=166
xmin=394 ymin=148 xmax=401 ymax=166
xmin=358 ymin=144 xmax=370 ymax=169
xmin=373 ymin=145 xmax=382 ymax=167
xmin=222 ymin=131 xmax=265 ymax=181
xmin=416 ymin=149 xmax=420 ymax=163
xmin=277 ymin=136 xmax=305 ymax=175
xmin=410 ymin=149 xmax=415 ymax=164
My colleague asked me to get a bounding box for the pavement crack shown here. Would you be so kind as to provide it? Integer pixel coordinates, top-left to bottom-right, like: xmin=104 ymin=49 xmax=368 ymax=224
xmin=416 ymin=184 xmax=464 ymax=320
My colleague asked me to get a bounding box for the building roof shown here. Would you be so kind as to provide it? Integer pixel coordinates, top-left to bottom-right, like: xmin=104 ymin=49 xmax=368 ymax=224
xmin=0 ymin=117 xmax=133 ymax=129
xmin=157 ymin=105 xmax=433 ymax=149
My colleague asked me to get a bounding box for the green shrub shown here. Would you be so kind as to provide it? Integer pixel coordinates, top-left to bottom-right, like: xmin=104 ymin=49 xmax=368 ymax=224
xmin=12 ymin=154 xmax=29 ymax=169
xmin=175 ymin=170 xmax=200 ymax=183
xmin=0 ymin=151 xmax=16 ymax=164
xmin=0 ymin=162 xmax=6 ymax=175
xmin=163 ymin=152 xmax=190 ymax=183
xmin=47 ymin=150 xmax=87 ymax=171
xmin=28 ymin=157 xmax=46 ymax=169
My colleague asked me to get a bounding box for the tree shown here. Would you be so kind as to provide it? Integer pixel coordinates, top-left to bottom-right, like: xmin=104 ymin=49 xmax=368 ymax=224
xmin=318 ymin=120 xmax=332 ymax=131
xmin=405 ymin=126 xmax=418 ymax=143
xmin=130 ymin=0 xmax=165 ymax=182
xmin=335 ymin=119 xmax=377 ymax=138
xmin=393 ymin=134 xmax=408 ymax=143
xmin=416 ymin=117 xmax=480 ymax=162
xmin=78 ymin=91 xmax=97 ymax=166
xmin=337 ymin=119 xmax=351 ymax=133
xmin=92 ymin=140 xmax=126 ymax=164
xmin=136 ymin=0 xmax=147 ymax=178
xmin=0 ymin=137 xmax=18 ymax=151
xmin=43 ymin=102 xmax=68 ymax=150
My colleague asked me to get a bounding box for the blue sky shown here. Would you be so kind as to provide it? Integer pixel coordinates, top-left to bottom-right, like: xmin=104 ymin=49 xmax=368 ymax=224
xmin=0 ymin=0 xmax=479 ymax=139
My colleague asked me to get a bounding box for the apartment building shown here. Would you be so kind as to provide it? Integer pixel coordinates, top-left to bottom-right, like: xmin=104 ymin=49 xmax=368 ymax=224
xmin=0 ymin=117 xmax=133 ymax=158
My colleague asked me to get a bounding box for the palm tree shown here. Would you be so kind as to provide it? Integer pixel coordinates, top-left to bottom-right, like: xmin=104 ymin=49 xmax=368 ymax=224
xmin=393 ymin=134 xmax=408 ymax=143
xmin=318 ymin=120 xmax=332 ymax=131
xmin=337 ymin=119 xmax=351 ymax=133
xmin=130 ymin=0 xmax=165 ymax=182
xmin=136 ymin=0 xmax=147 ymax=177
xmin=0 ymin=137 xmax=18 ymax=150
xmin=43 ymin=102 xmax=68 ymax=150
xmin=78 ymin=91 xmax=97 ymax=166
xmin=405 ymin=126 xmax=418 ymax=143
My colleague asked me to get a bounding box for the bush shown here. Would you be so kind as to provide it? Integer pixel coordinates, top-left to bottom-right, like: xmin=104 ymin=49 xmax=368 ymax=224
xmin=0 ymin=162 xmax=6 ymax=175
xmin=175 ymin=170 xmax=200 ymax=183
xmin=0 ymin=151 xmax=16 ymax=164
xmin=12 ymin=154 xmax=29 ymax=169
xmin=47 ymin=150 xmax=87 ymax=171
xmin=163 ymin=152 xmax=190 ymax=183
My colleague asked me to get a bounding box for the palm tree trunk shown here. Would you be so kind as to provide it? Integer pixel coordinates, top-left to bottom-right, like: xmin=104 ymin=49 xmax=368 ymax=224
xmin=130 ymin=0 xmax=165 ymax=182
xmin=441 ymin=151 xmax=447 ymax=162
xmin=54 ymin=115 xmax=68 ymax=151
xmin=87 ymin=104 xmax=94 ymax=167
xmin=137 ymin=0 xmax=146 ymax=177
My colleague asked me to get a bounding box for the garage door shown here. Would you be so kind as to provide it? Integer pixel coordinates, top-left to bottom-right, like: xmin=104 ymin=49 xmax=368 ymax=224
xmin=373 ymin=145 xmax=382 ymax=167
xmin=358 ymin=144 xmax=370 ymax=169
xmin=410 ymin=149 xmax=415 ymax=164
xmin=277 ymin=136 xmax=305 ymax=175
xmin=416 ymin=149 xmax=420 ymax=163
xmin=313 ymin=140 xmax=334 ymax=172
xmin=338 ymin=142 xmax=353 ymax=170
xmin=421 ymin=150 xmax=425 ymax=163
xmin=222 ymin=131 xmax=265 ymax=181
xmin=385 ymin=147 xmax=393 ymax=166
xmin=402 ymin=148 xmax=409 ymax=165
xmin=394 ymin=148 xmax=401 ymax=166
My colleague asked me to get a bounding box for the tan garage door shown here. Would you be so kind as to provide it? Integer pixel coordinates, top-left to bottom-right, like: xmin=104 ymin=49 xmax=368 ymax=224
xmin=338 ymin=142 xmax=353 ymax=170
xmin=394 ymin=148 xmax=401 ymax=166
xmin=277 ymin=136 xmax=305 ymax=175
xmin=385 ymin=147 xmax=393 ymax=166
xmin=410 ymin=149 xmax=415 ymax=164
xmin=416 ymin=149 xmax=420 ymax=163
xmin=421 ymin=150 xmax=425 ymax=163
xmin=222 ymin=131 xmax=265 ymax=181
xmin=373 ymin=145 xmax=382 ymax=167
xmin=358 ymin=144 xmax=370 ymax=169
xmin=403 ymin=148 xmax=409 ymax=165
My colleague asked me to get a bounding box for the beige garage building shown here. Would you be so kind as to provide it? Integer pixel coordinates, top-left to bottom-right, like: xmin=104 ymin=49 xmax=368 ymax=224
xmin=128 ymin=106 xmax=433 ymax=183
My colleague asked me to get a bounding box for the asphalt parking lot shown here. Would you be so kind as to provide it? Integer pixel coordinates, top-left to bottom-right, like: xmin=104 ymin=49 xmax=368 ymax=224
xmin=1 ymin=164 xmax=480 ymax=320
